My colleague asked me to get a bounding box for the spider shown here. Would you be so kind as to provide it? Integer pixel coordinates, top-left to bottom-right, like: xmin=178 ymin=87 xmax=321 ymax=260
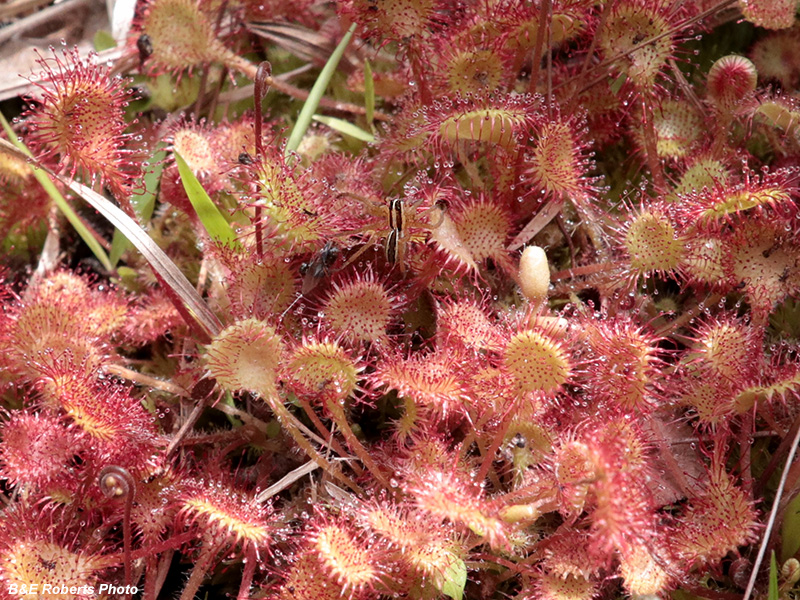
xmin=336 ymin=191 xmax=447 ymax=272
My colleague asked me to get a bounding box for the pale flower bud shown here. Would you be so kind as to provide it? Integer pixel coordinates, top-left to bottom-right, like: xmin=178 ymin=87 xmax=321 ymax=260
xmin=519 ymin=245 xmax=550 ymax=303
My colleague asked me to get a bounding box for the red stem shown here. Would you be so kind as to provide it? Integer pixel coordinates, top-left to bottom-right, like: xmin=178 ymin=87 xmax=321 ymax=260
xmin=297 ymin=395 xmax=362 ymax=473
xmin=237 ymin=546 xmax=258 ymax=600
xmin=99 ymin=465 xmax=136 ymax=600
xmin=477 ymin=403 xmax=517 ymax=483
xmin=327 ymin=398 xmax=391 ymax=488
xmin=253 ymin=61 xmax=272 ymax=260
xmin=527 ymin=0 xmax=552 ymax=95
xmin=180 ymin=543 xmax=225 ymax=600
xmin=550 ymin=261 xmax=615 ymax=281
xmin=640 ymin=97 xmax=667 ymax=194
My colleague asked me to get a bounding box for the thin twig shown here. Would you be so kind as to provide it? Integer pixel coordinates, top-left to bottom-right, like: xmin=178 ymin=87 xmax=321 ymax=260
xmin=0 ymin=0 xmax=55 ymax=20
xmin=0 ymin=0 xmax=93 ymax=44
xmin=255 ymin=460 xmax=320 ymax=502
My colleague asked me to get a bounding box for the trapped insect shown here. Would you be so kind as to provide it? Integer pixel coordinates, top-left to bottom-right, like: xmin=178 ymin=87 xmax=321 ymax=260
xmin=337 ymin=192 xmax=446 ymax=272
xmin=300 ymin=241 xmax=340 ymax=293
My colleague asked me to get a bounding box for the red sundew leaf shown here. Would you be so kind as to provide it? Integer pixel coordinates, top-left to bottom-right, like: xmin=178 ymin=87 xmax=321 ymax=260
xmin=0 ymin=135 xmax=223 ymax=343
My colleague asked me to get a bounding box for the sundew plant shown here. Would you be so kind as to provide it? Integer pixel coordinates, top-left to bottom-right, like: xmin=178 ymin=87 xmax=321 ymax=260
xmin=1 ymin=0 xmax=800 ymax=599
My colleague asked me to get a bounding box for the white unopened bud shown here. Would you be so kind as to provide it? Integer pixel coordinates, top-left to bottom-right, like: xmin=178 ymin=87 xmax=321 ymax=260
xmin=519 ymin=246 xmax=550 ymax=303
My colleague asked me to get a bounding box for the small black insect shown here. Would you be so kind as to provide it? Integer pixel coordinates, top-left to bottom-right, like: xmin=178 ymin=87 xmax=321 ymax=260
xmin=301 ymin=241 xmax=340 ymax=294
xmin=137 ymin=34 xmax=153 ymax=63
xmin=39 ymin=558 xmax=57 ymax=571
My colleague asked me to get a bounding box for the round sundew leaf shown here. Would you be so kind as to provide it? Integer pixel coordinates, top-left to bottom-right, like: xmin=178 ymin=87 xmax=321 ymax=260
xmin=734 ymin=365 xmax=800 ymax=413
xmin=375 ymin=350 xmax=465 ymax=416
xmin=453 ymin=198 xmax=512 ymax=261
xmin=323 ymin=279 xmax=394 ymax=344
xmin=178 ymin=477 xmax=273 ymax=550
xmin=551 ymin=12 xmax=584 ymax=44
xmin=670 ymin=159 xmax=729 ymax=200
xmin=750 ymin=32 xmax=800 ymax=89
xmin=1 ymin=540 xmax=106 ymax=596
xmin=695 ymin=321 xmax=755 ymax=382
xmin=682 ymin=377 xmax=729 ymax=426
xmin=279 ymin=552 xmax=348 ymax=600
xmin=503 ymin=329 xmax=571 ymax=394
xmin=285 ymin=341 xmax=359 ymax=403
xmin=538 ymin=572 xmax=597 ymax=600
xmin=738 ymin=0 xmax=797 ymax=30
xmin=650 ymin=100 xmax=703 ymax=159
xmin=698 ymin=187 xmax=792 ymax=222
xmin=584 ymin=322 xmax=656 ymax=410
xmin=444 ymin=49 xmax=505 ymax=94
xmin=430 ymin=208 xmax=480 ymax=272
xmin=623 ymin=209 xmax=683 ymax=275
xmin=227 ymin=259 xmax=296 ymax=320
xmin=141 ymin=0 xmax=230 ymax=70
xmin=505 ymin=10 xmax=585 ymax=56
xmin=619 ymin=543 xmax=672 ymax=596
xmin=0 ymin=413 xmax=78 ymax=488
xmin=205 ymin=318 xmax=283 ymax=396
xmin=727 ymin=225 xmax=798 ymax=319
xmin=707 ymin=56 xmax=758 ymax=109
xmin=670 ymin=463 xmax=758 ymax=567
xmin=351 ymin=0 xmax=436 ymax=40
xmin=681 ymin=232 xmax=726 ymax=285
xmin=250 ymin=154 xmax=328 ymax=250
xmin=599 ymin=4 xmax=673 ymax=89
xmin=439 ymin=109 xmax=520 ymax=148
xmin=11 ymin=303 xmax=102 ymax=379
xmin=437 ymin=299 xmax=501 ymax=351
xmin=172 ymin=128 xmax=217 ymax=175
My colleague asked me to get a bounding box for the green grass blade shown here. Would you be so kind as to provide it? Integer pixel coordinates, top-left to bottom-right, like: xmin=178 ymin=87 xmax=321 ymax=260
xmin=0 ymin=111 xmax=112 ymax=272
xmin=285 ymin=23 xmax=356 ymax=156
xmin=312 ymin=115 xmax=375 ymax=142
xmin=769 ymin=550 xmax=779 ymax=600
xmin=62 ymin=176 xmax=223 ymax=341
xmin=364 ymin=58 xmax=375 ymax=127
xmin=174 ymin=151 xmax=241 ymax=249
xmin=109 ymin=147 xmax=166 ymax=266
xmin=0 ymin=134 xmax=223 ymax=341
